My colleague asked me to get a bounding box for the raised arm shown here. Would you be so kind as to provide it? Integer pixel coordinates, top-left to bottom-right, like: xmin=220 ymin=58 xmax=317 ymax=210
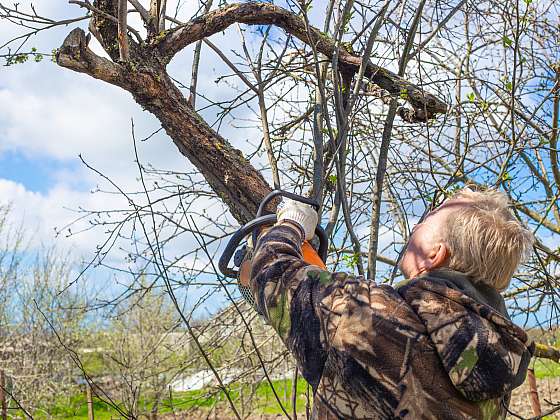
xmin=249 ymin=221 xmax=337 ymax=388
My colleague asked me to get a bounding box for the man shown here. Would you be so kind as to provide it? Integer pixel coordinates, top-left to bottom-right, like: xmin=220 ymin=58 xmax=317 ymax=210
xmin=249 ymin=188 xmax=535 ymax=419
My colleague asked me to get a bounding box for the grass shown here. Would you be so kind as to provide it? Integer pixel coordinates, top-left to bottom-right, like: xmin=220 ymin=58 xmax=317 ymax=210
xmin=11 ymin=378 xmax=311 ymax=419
xmin=533 ymin=358 xmax=560 ymax=379
xmin=16 ymin=394 xmax=119 ymax=420
xmin=11 ymin=368 xmax=560 ymax=419
xmin=10 ymin=355 xmax=560 ymax=419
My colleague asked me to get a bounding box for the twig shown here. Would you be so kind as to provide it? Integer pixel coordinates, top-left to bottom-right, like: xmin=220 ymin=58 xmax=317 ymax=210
xmin=129 ymin=120 xmax=242 ymax=419
xmin=117 ymin=0 xmax=129 ymax=61
xmin=188 ymin=0 xmax=214 ymax=107
xmin=69 ymin=0 xmax=142 ymax=43
xmin=407 ymin=0 xmax=467 ymax=60
xmin=32 ymin=300 xmax=131 ymax=418
xmin=527 ymin=368 xmax=542 ymax=417
xmin=185 ymin=215 xmax=292 ymax=419
xmin=202 ymin=38 xmax=258 ymax=94
xmin=128 ymin=0 xmax=150 ymax=23
xmin=157 ymin=2 xmax=448 ymax=117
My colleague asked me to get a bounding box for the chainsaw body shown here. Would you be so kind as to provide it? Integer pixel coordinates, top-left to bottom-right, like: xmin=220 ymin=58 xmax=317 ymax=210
xmin=219 ymin=190 xmax=328 ymax=315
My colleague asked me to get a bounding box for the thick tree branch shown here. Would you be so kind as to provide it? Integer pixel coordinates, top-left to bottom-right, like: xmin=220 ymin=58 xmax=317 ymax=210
xmin=534 ymin=342 xmax=560 ymax=362
xmin=56 ymin=28 xmax=124 ymax=85
xmin=157 ymin=2 xmax=448 ymax=118
xmin=57 ymin=26 xmax=270 ymax=224
xmin=58 ymin=1 xmax=448 ymax=225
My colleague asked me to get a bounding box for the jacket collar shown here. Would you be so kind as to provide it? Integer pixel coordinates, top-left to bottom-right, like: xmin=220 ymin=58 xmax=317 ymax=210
xmin=398 ymin=268 xmax=509 ymax=318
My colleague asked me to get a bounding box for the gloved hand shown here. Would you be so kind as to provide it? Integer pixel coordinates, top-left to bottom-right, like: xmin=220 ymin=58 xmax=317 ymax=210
xmin=277 ymin=198 xmax=318 ymax=241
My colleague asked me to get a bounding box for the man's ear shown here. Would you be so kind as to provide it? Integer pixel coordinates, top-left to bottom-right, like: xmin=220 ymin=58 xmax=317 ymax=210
xmin=427 ymin=242 xmax=449 ymax=270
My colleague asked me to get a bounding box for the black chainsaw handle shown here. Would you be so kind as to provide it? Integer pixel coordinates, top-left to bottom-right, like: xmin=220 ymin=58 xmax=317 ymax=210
xmin=218 ymin=214 xmax=276 ymax=278
xmin=218 ymin=216 xmax=328 ymax=279
xmin=219 ymin=190 xmax=328 ymax=279
xmin=256 ymin=190 xmax=320 ymax=218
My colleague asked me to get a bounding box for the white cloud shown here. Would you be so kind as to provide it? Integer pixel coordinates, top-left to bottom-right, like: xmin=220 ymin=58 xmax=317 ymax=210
xmin=0 ymin=178 xmax=118 ymax=254
xmin=1 ymin=84 xmax=132 ymax=160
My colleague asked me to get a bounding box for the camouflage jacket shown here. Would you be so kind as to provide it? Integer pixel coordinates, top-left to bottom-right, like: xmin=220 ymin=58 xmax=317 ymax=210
xmin=249 ymin=222 xmax=534 ymax=419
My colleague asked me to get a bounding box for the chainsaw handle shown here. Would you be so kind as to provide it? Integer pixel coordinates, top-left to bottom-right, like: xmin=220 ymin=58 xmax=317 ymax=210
xmin=256 ymin=189 xmax=320 ymax=218
xmin=219 ymin=214 xmax=276 ymax=278
xmin=219 ymin=215 xmax=329 ymax=279
xmin=253 ymin=189 xmax=321 ymax=247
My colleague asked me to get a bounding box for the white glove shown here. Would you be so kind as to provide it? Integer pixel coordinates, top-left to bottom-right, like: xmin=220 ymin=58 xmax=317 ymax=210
xmin=277 ymin=198 xmax=318 ymax=241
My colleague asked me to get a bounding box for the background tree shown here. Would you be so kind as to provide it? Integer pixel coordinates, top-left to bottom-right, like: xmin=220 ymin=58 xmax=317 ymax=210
xmin=0 ymin=206 xmax=88 ymax=416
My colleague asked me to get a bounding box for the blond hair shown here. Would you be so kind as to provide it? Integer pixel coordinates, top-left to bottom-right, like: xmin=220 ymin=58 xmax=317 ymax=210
xmin=442 ymin=188 xmax=534 ymax=290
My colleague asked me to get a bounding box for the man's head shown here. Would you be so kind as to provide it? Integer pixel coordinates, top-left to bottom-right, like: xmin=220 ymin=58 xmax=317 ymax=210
xmin=400 ymin=188 xmax=534 ymax=290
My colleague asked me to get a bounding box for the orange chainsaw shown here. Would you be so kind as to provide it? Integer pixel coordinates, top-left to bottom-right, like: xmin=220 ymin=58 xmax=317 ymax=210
xmin=219 ymin=190 xmax=328 ymax=314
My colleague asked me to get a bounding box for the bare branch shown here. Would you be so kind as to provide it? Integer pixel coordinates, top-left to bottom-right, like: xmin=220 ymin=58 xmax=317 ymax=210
xmin=117 ymin=0 xmax=129 ymax=61
xmin=57 ymin=28 xmax=124 ymax=85
xmin=188 ymin=0 xmax=214 ymax=107
xmin=149 ymin=0 xmax=160 ymax=34
xmin=549 ymin=63 xmax=560 ymax=188
xmin=69 ymin=0 xmax=143 ymax=43
xmin=157 ymin=2 xmax=448 ymax=117
xmin=368 ymin=0 xmax=427 ymax=280
xmin=128 ymin=0 xmax=150 ymax=23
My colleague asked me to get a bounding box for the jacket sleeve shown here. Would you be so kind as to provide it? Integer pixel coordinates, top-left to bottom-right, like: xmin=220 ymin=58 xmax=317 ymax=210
xmin=249 ymin=222 xmax=345 ymax=389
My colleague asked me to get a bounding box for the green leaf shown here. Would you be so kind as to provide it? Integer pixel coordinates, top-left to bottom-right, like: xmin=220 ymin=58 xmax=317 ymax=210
xmin=467 ymin=92 xmax=476 ymax=102
xmin=328 ymin=175 xmax=337 ymax=184
xmin=6 ymin=53 xmax=29 ymax=66
xmin=502 ymin=35 xmax=513 ymax=48
xmin=342 ymin=253 xmax=360 ymax=269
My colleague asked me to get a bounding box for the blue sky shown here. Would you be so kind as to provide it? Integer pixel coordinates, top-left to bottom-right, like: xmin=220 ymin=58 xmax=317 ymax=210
xmin=0 ymin=0 xmax=319 ymax=259
xmin=0 ymin=151 xmax=69 ymax=193
xmin=0 ymin=1 xmax=234 ymax=248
